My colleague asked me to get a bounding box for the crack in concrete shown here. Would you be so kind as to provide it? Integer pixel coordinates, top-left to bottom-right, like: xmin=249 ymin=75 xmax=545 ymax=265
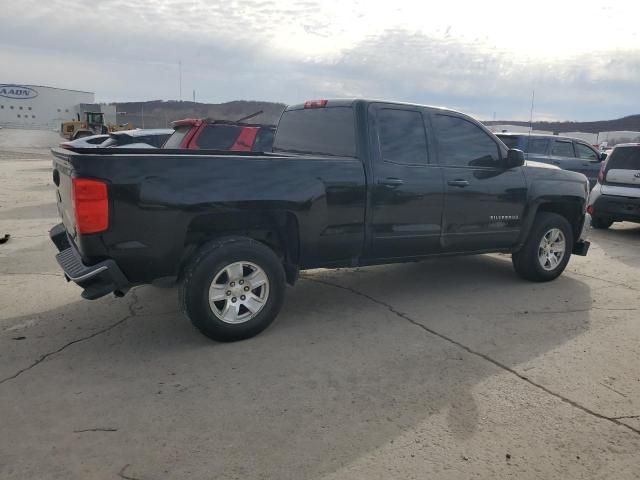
xmin=612 ymin=415 xmax=640 ymax=420
xmin=304 ymin=276 xmax=640 ymax=437
xmin=1 ymin=272 xmax=62 ymax=277
xmin=568 ymin=270 xmax=639 ymax=292
xmin=118 ymin=464 xmax=141 ymax=480
xmin=0 ymin=289 xmax=139 ymax=386
xmin=518 ymin=306 xmax=637 ymax=315
xmin=73 ymin=427 xmax=118 ymax=433
xmin=599 ymin=382 xmax=628 ymax=398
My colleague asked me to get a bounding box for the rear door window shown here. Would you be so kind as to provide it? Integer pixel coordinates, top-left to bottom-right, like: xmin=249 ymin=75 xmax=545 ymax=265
xmin=575 ymin=143 xmax=599 ymax=161
xmin=377 ymin=109 xmax=428 ymax=165
xmin=527 ymin=138 xmax=550 ymax=154
xmin=551 ymin=140 xmax=575 ymax=157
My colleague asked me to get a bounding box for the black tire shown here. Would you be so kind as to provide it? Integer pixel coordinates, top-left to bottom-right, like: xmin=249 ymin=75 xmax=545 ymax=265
xmin=179 ymin=237 xmax=285 ymax=342
xmin=512 ymin=212 xmax=574 ymax=282
xmin=591 ymin=216 xmax=613 ymax=229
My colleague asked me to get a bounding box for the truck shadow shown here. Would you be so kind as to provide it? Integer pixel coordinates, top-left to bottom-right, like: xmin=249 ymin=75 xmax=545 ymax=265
xmin=1 ymin=254 xmax=592 ymax=479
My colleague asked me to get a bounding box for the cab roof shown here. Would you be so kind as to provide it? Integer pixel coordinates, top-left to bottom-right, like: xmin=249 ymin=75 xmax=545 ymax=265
xmin=285 ymin=98 xmax=467 ymax=117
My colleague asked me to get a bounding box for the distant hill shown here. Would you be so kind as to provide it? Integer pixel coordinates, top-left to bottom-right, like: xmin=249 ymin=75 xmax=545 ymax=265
xmin=483 ymin=115 xmax=640 ymax=135
xmin=110 ymin=100 xmax=287 ymax=129
xmin=109 ymin=99 xmax=640 ymax=137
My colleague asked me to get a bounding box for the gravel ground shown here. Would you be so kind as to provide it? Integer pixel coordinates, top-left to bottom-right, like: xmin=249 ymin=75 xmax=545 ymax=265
xmin=1 ymin=127 xmax=639 ymax=479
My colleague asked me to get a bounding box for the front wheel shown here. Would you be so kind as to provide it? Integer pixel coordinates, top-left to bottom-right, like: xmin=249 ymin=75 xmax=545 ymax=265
xmin=180 ymin=237 xmax=286 ymax=342
xmin=512 ymin=212 xmax=574 ymax=282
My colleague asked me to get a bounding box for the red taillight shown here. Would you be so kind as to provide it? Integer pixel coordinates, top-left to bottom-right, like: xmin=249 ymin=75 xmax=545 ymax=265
xmin=587 ymin=205 xmax=594 ymax=215
xmin=304 ymin=99 xmax=328 ymax=109
xmin=72 ymin=178 xmax=109 ymax=234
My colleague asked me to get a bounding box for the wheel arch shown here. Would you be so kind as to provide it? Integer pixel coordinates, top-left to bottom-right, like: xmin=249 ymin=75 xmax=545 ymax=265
xmin=517 ymin=197 xmax=585 ymax=250
xmin=178 ymin=211 xmax=300 ymax=285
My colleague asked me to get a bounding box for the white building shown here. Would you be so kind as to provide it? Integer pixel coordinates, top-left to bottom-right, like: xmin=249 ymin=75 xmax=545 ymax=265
xmin=0 ymin=84 xmax=94 ymax=130
xmin=560 ymin=132 xmax=598 ymax=144
xmin=487 ymin=124 xmax=553 ymax=135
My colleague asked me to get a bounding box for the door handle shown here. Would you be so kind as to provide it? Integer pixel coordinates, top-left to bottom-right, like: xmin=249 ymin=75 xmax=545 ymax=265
xmin=378 ymin=177 xmax=404 ymax=187
xmin=447 ymin=179 xmax=469 ymax=187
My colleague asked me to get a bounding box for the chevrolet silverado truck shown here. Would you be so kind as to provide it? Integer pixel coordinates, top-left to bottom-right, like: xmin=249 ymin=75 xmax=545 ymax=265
xmin=50 ymin=99 xmax=591 ymax=342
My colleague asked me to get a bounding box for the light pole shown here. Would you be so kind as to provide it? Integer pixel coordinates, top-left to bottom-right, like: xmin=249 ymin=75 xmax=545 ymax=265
xmin=179 ymin=60 xmax=182 ymax=102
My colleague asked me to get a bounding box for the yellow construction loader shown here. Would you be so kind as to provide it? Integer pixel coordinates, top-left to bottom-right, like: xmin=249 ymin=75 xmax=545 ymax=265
xmin=61 ymin=112 xmax=133 ymax=140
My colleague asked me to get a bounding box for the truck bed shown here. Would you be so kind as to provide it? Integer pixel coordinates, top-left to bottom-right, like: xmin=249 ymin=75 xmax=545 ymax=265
xmin=51 ymin=147 xmax=367 ymax=283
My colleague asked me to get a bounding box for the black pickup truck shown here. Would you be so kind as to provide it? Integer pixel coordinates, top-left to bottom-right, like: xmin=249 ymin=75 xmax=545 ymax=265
xmin=50 ymin=99 xmax=591 ymax=341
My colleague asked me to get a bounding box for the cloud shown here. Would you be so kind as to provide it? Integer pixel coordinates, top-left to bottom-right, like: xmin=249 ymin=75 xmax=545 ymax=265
xmin=0 ymin=0 xmax=639 ymax=120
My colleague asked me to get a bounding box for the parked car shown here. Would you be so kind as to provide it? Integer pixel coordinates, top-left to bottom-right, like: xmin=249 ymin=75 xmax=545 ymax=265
xmin=100 ymin=129 xmax=173 ymax=149
xmin=60 ymin=134 xmax=109 ymax=149
xmin=50 ymin=98 xmax=591 ymax=342
xmin=496 ymin=133 xmax=606 ymax=188
xmin=588 ymin=143 xmax=640 ymax=228
xmin=164 ymin=118 xmax=276 ymax=152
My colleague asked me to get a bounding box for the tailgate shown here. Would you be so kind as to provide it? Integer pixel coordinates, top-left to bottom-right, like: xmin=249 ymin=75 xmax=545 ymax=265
xmin=604 ymin=169 xmax=640 ymax=187
xmin=51 ymin=151 xmax=77 ymax=238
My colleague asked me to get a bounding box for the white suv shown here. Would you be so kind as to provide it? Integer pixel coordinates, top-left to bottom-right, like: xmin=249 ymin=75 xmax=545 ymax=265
xmin=588 ymin=144 xmax=640 ymax=229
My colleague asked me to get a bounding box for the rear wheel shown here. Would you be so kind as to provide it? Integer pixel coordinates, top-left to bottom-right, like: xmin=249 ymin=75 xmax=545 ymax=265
xmin=512 ymin=212 xmax=573 ymax=282
xmin=591 ymin=216 xmax=613 ymax=229
xmin=180 ymin=237 xmax=285 ymax=342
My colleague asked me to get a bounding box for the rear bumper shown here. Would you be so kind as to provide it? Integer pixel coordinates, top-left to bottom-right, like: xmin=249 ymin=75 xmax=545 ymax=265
xmin=49 ymin=223 xmax=130 ymax=300
xmin=592 ymin=194 xmax=640 ymax=223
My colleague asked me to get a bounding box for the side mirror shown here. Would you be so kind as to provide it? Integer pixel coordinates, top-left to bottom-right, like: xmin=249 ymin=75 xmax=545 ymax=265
xmin=505 ymin=148 xmax=525 ymax=168
xmin=599 ymin=152 xmax=607 ymax=162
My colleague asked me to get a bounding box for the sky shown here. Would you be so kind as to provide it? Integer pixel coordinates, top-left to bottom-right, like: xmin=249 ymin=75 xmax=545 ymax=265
xmin=1 ymin=0 xmax=639 ymax=121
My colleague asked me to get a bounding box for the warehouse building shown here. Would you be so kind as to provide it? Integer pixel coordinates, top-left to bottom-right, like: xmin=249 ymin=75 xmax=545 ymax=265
xmin=0 ymin=84 xmax=94 ymax=130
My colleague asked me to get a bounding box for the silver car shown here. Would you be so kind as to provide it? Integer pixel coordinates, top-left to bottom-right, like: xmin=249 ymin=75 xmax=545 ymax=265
xmin=100 ymin=129 xmax=173 ymax=149
xmin=588 ymin=144 xmax=640 ymax=228
xmin=60 ymin=134 xmax=109 ymax=149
